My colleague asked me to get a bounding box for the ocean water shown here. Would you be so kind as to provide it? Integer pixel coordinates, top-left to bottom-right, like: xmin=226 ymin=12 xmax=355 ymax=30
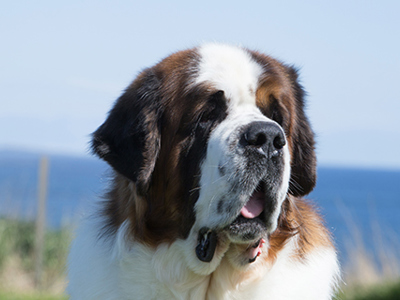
xmin=1 ymin=150 xmax=399 ymax=264
xmin=0 ymin=151 xmax=108 ymax=226
xmin=310 ymin=167 xmax=400 ymax=263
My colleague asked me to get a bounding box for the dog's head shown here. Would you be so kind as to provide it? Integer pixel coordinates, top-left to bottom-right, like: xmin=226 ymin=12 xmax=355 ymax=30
xmin=92 ymin=44 xmax=316 ymax=263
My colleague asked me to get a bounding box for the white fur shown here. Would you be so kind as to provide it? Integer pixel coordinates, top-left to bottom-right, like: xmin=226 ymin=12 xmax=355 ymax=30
xmin=68 ymin=217 xmax=339 ymax=299
xmin=252 ymin=237 xmax=340 ymax=300
xmin=196 ymin=43 xmax=263 ymax=108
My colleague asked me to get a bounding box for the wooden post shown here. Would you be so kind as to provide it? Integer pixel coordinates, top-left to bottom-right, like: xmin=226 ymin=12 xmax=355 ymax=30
xmin=34 ymin=156 xmax=49 ymax=290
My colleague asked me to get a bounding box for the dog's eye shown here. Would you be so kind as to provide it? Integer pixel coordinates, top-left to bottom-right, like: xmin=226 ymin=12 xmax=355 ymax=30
xmin=200 ymin=104 xmax=218 ymax=123
xmin=271 ymin=107 xmax=284 ymax=126
xmin=199 ymin=91 xmax=226 ymax=123
xmin=262 ymin=95 xmax=286 ymax=127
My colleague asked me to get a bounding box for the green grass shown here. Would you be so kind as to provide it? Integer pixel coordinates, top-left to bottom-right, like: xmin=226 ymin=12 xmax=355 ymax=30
xmin=0 ymin=218 xmax=71 ymax=272
xmin=0 ymin=218 xmax=71 ymax=293
xmin=0 ymin=291 xmax=67 ymax=300
xmin=338 ymin=281 xmax=400 ymax=300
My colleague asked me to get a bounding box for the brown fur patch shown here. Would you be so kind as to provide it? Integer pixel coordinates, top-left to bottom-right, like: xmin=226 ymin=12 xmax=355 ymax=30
xmin=100 ymin=49 xmax=227 ymax=247
xmin=265 ymin=195 xmax=333 ymax=263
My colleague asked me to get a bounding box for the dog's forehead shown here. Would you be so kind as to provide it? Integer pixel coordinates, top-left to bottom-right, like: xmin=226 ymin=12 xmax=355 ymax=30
xmin=195 ymin=44 xmax=263 ymax=108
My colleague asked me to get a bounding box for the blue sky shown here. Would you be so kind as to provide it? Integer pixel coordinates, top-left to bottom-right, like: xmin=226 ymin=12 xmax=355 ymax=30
xmin=1 ymin=0 xmax=399 ymax=169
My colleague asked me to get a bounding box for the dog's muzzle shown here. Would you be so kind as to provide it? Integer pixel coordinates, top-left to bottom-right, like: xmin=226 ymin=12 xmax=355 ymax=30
xmin=195 ymin=121 xmax=288 ymax=263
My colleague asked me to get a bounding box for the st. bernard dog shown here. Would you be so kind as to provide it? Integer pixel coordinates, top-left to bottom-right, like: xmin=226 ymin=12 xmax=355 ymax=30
xmin=68 ymin=44 xmax=340 ymax=299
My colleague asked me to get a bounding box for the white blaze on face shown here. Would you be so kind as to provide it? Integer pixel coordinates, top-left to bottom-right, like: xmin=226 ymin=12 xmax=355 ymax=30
xmin=192 ymin=44 xmax=291 ymax=233
xmin=196 ymin=43 xmax=263 ymax=108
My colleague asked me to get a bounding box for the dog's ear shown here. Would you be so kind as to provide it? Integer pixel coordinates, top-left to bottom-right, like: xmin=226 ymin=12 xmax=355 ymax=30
xmin=91 ymin=70 xmax=162 ymax=193
xmin=287 ymin=66 xmax=317 ymax=197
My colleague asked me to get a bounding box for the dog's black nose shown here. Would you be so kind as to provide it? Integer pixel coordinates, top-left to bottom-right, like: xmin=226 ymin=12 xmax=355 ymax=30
xmin=241 ymin=121 xmax=286 ymax=156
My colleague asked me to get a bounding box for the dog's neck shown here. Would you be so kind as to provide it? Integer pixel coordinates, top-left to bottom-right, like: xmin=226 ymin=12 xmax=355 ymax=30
xmin=113 ymin=222 xmax=275 ymax=299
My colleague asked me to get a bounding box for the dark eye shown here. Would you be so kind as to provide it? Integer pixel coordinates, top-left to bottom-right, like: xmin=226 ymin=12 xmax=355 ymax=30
xmin=199 ymin=90 xmax=227 ymax=123
xmin=271 ymin=105 xmax=284 ymax=126
xmin=262 ymin=95 xmax=285 ymax=127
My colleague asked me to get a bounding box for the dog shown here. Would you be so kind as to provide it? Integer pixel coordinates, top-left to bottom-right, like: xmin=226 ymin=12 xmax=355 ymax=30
xmin=67 ymin=44 xmax=340 ymax=299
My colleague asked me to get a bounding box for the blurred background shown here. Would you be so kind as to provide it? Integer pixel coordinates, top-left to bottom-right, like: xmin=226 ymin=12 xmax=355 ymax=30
xmin=1 ymin=1 xmax=399 ymax=299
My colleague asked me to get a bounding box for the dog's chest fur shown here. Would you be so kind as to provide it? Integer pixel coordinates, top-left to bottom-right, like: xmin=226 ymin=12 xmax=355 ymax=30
xmin=68 ymin=217 xmax=339 ymax=300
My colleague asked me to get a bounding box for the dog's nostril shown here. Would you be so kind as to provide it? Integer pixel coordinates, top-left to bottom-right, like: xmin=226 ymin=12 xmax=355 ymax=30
xmin=246 ymin=132 xmax=267 ymax=147
xmin=273 ymin=134 xmax=285 ymax=150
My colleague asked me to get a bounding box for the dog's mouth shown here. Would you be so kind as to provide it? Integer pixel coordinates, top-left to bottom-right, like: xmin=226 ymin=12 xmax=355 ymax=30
xmin=196 ymin=180 xmax=280 ymax=263
xmin=240 ymin=181 xmax=266 ymax=219
xmin=226 ymin=180 xmax=272 ymax=243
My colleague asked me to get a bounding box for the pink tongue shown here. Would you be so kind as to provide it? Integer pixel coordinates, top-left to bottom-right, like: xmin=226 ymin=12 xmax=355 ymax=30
xmin=240 ymin=191 xmax=264 ymax=219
